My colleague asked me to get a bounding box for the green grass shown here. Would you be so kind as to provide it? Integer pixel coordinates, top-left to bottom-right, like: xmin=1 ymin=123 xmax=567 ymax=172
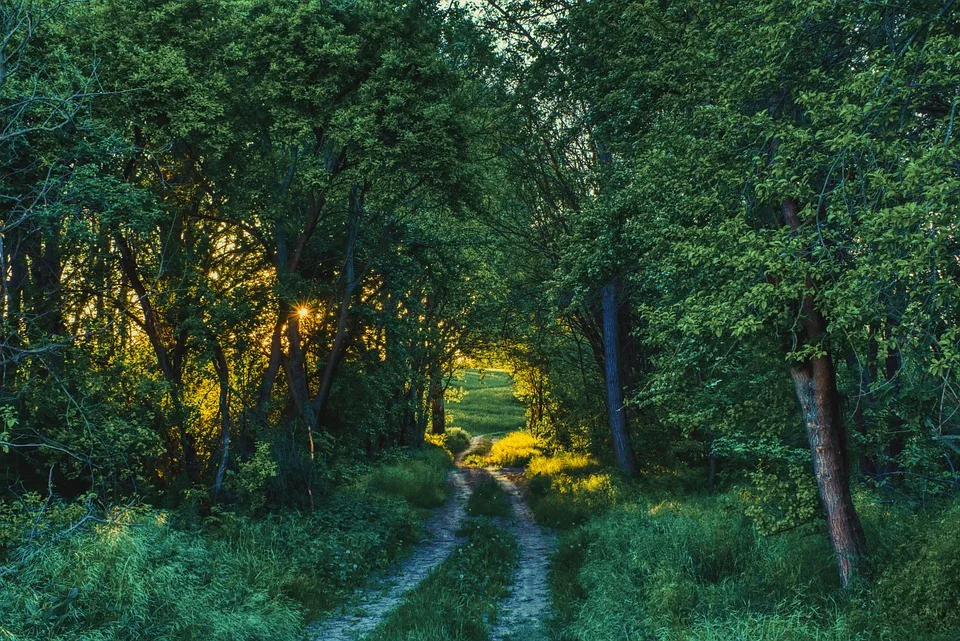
xmin=467 ymin=477 xmax=512 ymax=518
xmin=448 ymin=369 xmax=526 ymax=437
xmin=544 ymin=467 xmax=960 ymax=641
xmin=525 ymin=453 xmax=620 ymax=529
xmin=0 ymin=448 xmax=450 ymax=640
xmin=366 ymin=517 xmax=519 ymax=641
xmin=368 ymin=445 xmax=453 ymax=508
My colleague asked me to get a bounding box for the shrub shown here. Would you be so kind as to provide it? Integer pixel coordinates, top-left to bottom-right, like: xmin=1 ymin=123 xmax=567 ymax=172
xmin=444 ymin=427 xmax=473 ymax=455
xmin=425 ymin=427 xmax=473 ymax=457
xmin=226 ymin=440 xmax=278 ymax=514
xmin=487 ymin=431 xmax=541 ymax=468
xmin=467 ymin=477 xmax=512 ymax=518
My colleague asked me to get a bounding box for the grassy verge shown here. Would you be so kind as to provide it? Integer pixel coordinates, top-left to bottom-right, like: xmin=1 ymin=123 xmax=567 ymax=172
xmin=368 ymin=445 xmax=453 ymax=508
xmin=467 ymin=477 xmax=512 ymax=518
xmin=448 ymin=369 xmax=526 ymax=437
xmin=366 ymin=517 xmax=519 ymax=641
xmin=0 ymin=446 xmax=452 ymax=641
xmin=535 ymin=453 xmax=960 ymax=640
xmin=525 ymin=453 xmax=620 ymax=528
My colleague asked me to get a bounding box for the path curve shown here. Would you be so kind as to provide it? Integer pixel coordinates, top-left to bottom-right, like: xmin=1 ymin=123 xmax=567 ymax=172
xmin=307 ymin=467 xmax=475 ymax=641
xmin=489 ymin=467 xmax=556 ymax=641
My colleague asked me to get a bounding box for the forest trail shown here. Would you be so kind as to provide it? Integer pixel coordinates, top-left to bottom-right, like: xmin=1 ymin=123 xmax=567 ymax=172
xmin=307 ymin=466 xmax=476 ymax=641
xmin=309 ymin=434 xmax=555 ymax=641
xmin=488 ymin=466 xmax=556 ymax=641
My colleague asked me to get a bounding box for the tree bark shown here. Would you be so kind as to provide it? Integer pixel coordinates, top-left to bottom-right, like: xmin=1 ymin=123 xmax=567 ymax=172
xmin=601 ymin=278 xmax=637 ymax=477
xmin=783 ymin=198 xmax=867 ymax=588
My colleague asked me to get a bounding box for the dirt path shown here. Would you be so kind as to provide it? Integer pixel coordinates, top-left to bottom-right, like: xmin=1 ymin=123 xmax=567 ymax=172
xmin=307 ymin=467 xmax=476 ymax=641
xmin=308 ymin=437 xmax=555 ymax=641
xmin=488 ymin=467 xmax=556 ymax=641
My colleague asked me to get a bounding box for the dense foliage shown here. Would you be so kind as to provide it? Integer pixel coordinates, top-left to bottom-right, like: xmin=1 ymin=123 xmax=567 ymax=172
xmin=2 ymin=0 xmax=960 ymax=637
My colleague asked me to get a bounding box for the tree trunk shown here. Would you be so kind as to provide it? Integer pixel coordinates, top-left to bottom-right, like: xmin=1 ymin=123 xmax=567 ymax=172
xmin=601 ymin=279 xmax=637 ymax=477
xmin=790 ymin=356 xmax=867 ymax=588
xmin=212 ymin=342 xmax=231 ymax=499
xmin=312 ymin=184 xmax=364 ymax=424
xmin=429 ymin=365 xmax=445 ymax=435
xmin=782 ymin=198 xmax=867 ymax=587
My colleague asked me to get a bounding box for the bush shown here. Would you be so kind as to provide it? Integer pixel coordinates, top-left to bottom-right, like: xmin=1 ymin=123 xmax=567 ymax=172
xmin=487 ymin=431 xmax=541 ymax=468
xmin=444 ymin=427 xmax=473 ymax=455
xmin=467 ymin=477 xmax=512 ymax=518
xmin=368 ymin=445 xmax=452 ymax=508
xmin=425 ymin=427 xmax=473 ymax=457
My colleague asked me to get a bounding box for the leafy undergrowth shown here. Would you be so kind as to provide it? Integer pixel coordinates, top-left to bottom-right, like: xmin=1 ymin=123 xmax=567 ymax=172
xmin=541 ymin=457 xmax=960 ymax=641
xmin=526 ymin=454 xmax=621 ymax=528
xmin=425 ymin=426 xmax=473 ymax=458
xmin=467 ymin=477 xmax=512 ymax=518
xmin=0 ymin=447 xmax=452 ymax=640
xmin=366 ymin=517 xmax=519 ymax=641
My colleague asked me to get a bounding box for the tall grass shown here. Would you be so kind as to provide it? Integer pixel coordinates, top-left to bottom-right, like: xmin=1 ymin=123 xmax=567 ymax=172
xmin=368 ymin=445 xmax=453 ymax=508
xmin=0 ymin=447 xmax=452 ymax=640
xmin=526 ymin=453 xmax=621 ymax=528
xmin=467 ymin=477 xmax=512 ymax=518
xmin=546 ymin=474 xmax=960 ymax=641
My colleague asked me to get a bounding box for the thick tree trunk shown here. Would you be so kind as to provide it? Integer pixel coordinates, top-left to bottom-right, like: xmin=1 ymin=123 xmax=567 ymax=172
xmin=601 ymin=279 xmax=637 ymax=477
xmin=782 ymin=198 xmax=867 ymax=587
